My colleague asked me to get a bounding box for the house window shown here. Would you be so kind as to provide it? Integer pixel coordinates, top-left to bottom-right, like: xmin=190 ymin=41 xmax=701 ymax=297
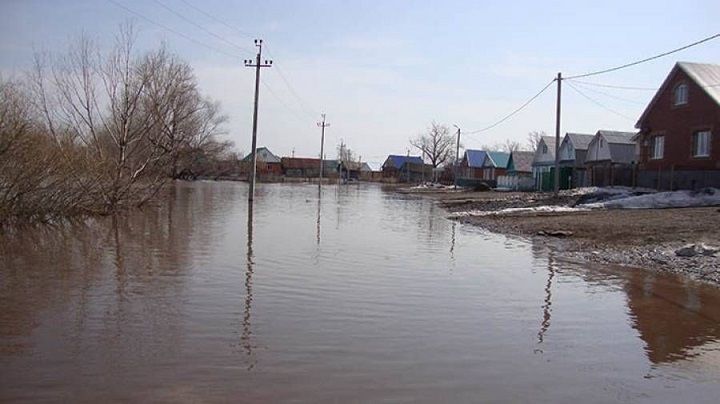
xmin=693 ymin=130 xmax=711 ymax=157
xmin=542 ymin=144 xmax=548 ymax=154
xmin=651 ymin=136 xmax=664 ymax=160
xmin=674 ymin=83 xmax=688 ymax=106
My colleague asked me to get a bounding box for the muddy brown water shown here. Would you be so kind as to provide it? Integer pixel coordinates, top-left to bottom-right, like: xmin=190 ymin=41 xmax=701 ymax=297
xmin=1 ymin=182 xmax=720 ymax=403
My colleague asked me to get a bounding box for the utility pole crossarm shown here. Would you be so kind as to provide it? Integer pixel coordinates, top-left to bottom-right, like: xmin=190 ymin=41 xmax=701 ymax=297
xmin=244 ymin=39 xmax=272 ymax=202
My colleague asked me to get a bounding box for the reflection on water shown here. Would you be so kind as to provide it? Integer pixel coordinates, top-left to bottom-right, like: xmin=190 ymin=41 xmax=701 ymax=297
xmin=537 ymin=254 xmax=556 ymax=345
xmin=1 ymin=182 xmax=720 ymax=402
xmin=623 ymin=270 xmax=720 ymax=365
xmin=242 ymin=200 xmax=256 ymax=368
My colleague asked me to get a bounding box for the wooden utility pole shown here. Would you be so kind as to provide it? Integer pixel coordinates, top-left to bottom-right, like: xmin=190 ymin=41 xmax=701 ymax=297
xmin=553 ymin=72 xmax=562 ymax=197
xmin=317 ymin=114 xmax=330 ymax=189
xmin=453 ymin=124 xmax=461 ymax=189
xmin=406 ymin=149 xmax=411 ymax=183
xmin=244 ymin=39 xmax=272 ymax=201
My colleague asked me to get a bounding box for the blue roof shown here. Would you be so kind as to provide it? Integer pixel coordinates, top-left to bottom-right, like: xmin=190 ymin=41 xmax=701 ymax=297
xmin=385 ymin=155 xmax=424 ymax=168
xmin=464 ymin=150 xmax=487 ymax=168
xmin=485 ymin=151 xmax=511 ymax=168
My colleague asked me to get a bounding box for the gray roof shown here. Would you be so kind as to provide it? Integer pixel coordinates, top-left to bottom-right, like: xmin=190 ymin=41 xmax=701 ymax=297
xmin=565 ymin=133 xmax=594 ymax=150
xmin=540 ymin=136 xmax=556 ymax=156
xmin=636 ymin=62 xmax=720 ymax=128
xmin=242 ymin=147 xmax=281 ymax=163
xmin=680 ymin=62 xmax=720 ymax=106
xmin=597 ymin=130 xmax=636 ymax=145
xmin=509 ymin=151 xmax=534 ymax=173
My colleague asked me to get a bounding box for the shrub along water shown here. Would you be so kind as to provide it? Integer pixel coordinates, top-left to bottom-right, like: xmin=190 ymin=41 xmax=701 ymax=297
xmin=0 ymin=25 xmax=232 ymax=224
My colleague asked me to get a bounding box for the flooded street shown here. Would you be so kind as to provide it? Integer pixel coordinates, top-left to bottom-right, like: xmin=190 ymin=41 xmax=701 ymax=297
xmin=1 ymin=182 xmax=720 ymax=402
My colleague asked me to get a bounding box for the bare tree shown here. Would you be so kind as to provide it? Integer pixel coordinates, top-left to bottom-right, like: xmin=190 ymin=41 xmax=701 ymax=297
xmin=410 ymin=121 xmax=454 ymax=168
xmin=337 ymin=139 xmax=354 ymax=163
xmin=502 ymin=139 xmax=522 ymax=153
xmin=527 ymin=130 xmax=546 ymax=151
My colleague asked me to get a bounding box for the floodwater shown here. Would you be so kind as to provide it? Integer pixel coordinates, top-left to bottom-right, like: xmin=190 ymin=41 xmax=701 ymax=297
xmin=1 ymin=182 xmax=720 ymax=403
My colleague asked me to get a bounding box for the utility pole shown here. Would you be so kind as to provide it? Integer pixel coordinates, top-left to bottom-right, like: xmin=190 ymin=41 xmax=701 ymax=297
xmin=244 ymin=39 xmax=272 ymax=201
xmin=317 ymin=114 xmax=330 ymax=189
xmin=553 ymin=72 xmax=562 ymax=197
xmin=453 ymin=124 xmax=461 ymax=189
xmin=406 ymin=149 xmax=410 ymax=183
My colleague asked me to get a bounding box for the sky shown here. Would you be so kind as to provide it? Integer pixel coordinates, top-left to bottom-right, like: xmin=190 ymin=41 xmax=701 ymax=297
xmin=1 ymin=0 xmax=719 ymax=168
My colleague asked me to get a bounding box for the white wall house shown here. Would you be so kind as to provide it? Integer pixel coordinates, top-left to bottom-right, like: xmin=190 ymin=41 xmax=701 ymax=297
xmin=531 ymin=136 xmax=557 ymax=190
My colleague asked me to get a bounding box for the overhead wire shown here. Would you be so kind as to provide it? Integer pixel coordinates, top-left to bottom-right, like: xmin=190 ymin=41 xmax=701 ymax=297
xmin=107 ymin=0 xmax=245 ymax=59
xmin=151 ymin=0 xmax=254 ymax=55
xmin=564 ymin=79 xmax=657 ymax=91
xmin=173 ymin=0 xmax=321 ymax=120
xmin=565 ymin=80 xmax=637 ymax=122
xmin=565 ymin=33 xmax=720 ymax=79
xmin=569 ymin=81 xmax=648 ymax=105
xmin=465 ymin=79 xmax=556 ymax=135
xmin=261 ymin=79 xmax=314 ymax=124
xmin=264 ymin=46 xmax=320 ymax=119
xmin=177 ymin=0 xmax=255 ymax=38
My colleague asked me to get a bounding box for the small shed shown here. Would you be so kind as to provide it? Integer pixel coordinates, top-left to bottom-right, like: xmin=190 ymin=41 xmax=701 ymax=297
xmin=585 ymin=130 xmax=638 ymax=187
xmin=558 ymin=132 xmax=595 ymax=188
xmin=498 ymin=150 xmax=534 ymax=191
xmin=532 ymin=136 xmax=557 ymax=191
xmin=382 ymin=155 xmax=425 ymax=182
xmin=459 ymin=150 xmax=487 ymax=180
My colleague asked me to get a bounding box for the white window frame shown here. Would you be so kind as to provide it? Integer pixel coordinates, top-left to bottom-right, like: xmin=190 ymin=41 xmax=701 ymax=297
xmin=693 ymin=130 xmax=711 ymax=157
xmin=674 ymin=84 xmax=688 ymax=106
xmin=651 ymin=135 xmax=664 ymax=160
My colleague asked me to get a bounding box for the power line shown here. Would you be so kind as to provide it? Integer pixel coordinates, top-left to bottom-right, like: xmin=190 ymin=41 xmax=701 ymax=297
xmin=155 ymin=0 xmax=320 ymax=120
xmin=565 ymin=33 xmax=720 ymax=79
xmin=566 ymin=80 xmax=637 ymax=122
xmin=261 ymin=79 xmax=312 ymax=124
xmin=107 ymin=0 xmax=242 ymax=59
xmin=466 ymin=79 xmax=556 ymax=135
xmin=263 ymin=46 xmax=320 ymax=119
xmin=178 ymin=0 xmax=255 ymax=39
xmin=151 ymin=0 xmax=254 ymax=55
xmin=570 ymin=81 xmax=648 ymax=105
xmin=565 ymin=79 xmax=658 ymax=91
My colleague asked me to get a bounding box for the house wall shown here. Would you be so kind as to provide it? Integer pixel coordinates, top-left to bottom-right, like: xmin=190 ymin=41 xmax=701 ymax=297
xmin=586 ymin=135 xmax=612 ymax=162
xmin=637 ymin=169 xmax=720 ymax=190
xmin=533 ymin=138 xmax=555 ymax=165
xmin=558 ymin=139 xmax=574 ymax=162
xmin=636 ymin=68 xmax=720 ymax=171
xmin=575 ymin=149 xmax=588 ymax=166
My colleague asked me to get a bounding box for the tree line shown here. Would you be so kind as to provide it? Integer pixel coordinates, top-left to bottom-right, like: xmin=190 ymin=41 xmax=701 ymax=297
xmin=0 ymin=26 xmax=231 ymax=224
xmin=410 ymin=122 xmax=546 ymax=168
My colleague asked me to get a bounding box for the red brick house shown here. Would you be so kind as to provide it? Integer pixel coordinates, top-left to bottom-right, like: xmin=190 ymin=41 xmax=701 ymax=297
xmin=634 ymin=62 xmax=720 ymax=189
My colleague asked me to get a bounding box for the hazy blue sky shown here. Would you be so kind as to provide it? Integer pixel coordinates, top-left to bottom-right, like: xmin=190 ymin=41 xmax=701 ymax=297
xmin=1 ymin=0 xmax=718 ymax=167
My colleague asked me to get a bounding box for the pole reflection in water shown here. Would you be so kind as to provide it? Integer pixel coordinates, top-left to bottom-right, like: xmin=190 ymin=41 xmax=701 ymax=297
xmin=449 ymin=221 xmax=456 ymax=262
xmin=242 ymin=199 xmax=256 ymax=370
xmin=537 ymin=254 xmax=556 ymax=345
xmin=316 ymin=188 xmax=322 ymax=245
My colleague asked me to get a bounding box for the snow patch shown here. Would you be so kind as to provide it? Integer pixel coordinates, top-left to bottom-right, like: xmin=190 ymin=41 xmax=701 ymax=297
xmin=581 ymin=188 xmax=720 ymax=209
xmin=450 ymin=205 xmax=588 ymax=218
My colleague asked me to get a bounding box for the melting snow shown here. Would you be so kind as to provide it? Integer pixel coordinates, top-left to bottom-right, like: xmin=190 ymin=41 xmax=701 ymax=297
xmin=580 ymin=188 xmax=720 ymax=209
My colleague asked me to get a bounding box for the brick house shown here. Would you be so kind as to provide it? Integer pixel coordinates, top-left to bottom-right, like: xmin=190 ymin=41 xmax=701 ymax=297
xmin=241 ymin=147 xmax=283 ymax=177
xmin=634 ymin=62 xmax=720 ymax=190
